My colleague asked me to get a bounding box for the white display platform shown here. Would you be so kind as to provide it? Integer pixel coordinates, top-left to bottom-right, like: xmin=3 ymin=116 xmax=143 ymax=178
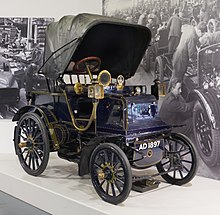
xmin=0 ymin=153 xmax=220 ymax=215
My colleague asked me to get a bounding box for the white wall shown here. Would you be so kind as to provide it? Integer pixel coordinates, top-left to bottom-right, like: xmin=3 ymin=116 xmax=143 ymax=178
xmin=2 ymin=0 xmax=102 ymax=20
xmin=1 ymin=0 xmax=102 ymax=153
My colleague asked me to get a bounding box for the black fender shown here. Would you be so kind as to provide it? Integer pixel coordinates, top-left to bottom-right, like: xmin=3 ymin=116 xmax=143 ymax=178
xmin=12 ymin=105 xmax=36 ymax=122
xmin=13 ymin=105 xmax=60 ymax=151
xmin=193 ymin=88 xmax=220 ymax=129
xmin=78 ymin=136 xmax=103 ymax=176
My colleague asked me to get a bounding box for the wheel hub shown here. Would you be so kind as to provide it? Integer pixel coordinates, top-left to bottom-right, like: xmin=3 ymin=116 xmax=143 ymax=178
xmin=172 ymin=154 xmax=182 ymax=168
xmin=18 ymin=136 xmax=35 ymax=149
xmin=104 ymin=167 xmax=113 ymax=181
xmin=98 ymin=162 xmax=116 ymax=183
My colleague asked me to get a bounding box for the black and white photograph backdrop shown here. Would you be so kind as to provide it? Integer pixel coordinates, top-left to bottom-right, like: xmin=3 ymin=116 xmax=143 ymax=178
xmin=0 ymin=17 xmax=54 ymax=119
xmin=103 ymin=0 xmax=220 ymax=180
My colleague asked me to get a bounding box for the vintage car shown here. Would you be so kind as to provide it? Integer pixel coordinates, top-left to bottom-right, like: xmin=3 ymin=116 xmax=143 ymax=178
xmin=12 ymin=13 xmax=197 ymax=205
xmin=154 ymin=29 xmax=220 ymax=168
xmin=0 ymin=55 xmax=20 ymax=118
xmin=3 ymin=48 xmax=48 ymax=91
xmin=193 ymin=43 xmax=220 ymax=167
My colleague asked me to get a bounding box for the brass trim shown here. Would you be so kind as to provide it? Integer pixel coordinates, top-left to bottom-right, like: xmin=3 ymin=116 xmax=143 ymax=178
xmin=147 ymin=149 xmax=153 ymax=158
xmin=32 ymin=91 xmax=64 ymax=96
xmin=98 ymin=171 xmax=105 ymax=180
xmin=63 ymin=90 xmax=97 ymax=132
xmin=98 ymin=70 xmax=111 ymax=87
xmin=86 ymin=64 xmax=93 ymax=80
xmin=18 ymin=142 xmax=27 ymax=148
xmin=36 ymin=108 xmax=60 ymax=150
xmin=74 ymin=82 xmax=83 ymax=95
xmin=75 ymin=118 xmax=90 ymax=121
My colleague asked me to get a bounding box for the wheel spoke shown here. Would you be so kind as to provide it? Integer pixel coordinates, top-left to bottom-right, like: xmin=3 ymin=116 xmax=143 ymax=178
xmin=181 ymin=150 xmax=191 ymax=157
xmin=32 ymin=124 xmax=39 ymax=139
xmin=179 ymin=144 xmax=184 ymax=152
xmin=18 ymin=133 xmax=26 ymax=140
xmin=173 ymin=170 xmax=176 ymax=179
xmin=34 ymin=141 xmax=44 ymax=145
xmin=34 ymin=143 xmax=43 ymax=150
xmin=94 ymin=162 xmax=102 ymax=170
xmin=182 ymin=164 xmax=190 ymax=173
xmin=32 ymin=154 xmax=35 ymax=170
xmin=115 ymin=180 xmax=122 ymax=193
xmin=175 ymin=141 xmax=178 ymax=152
xmin=24 ymin=150 xmax=30 ymax=162
xmin=115 ymin=177 xmax=125 ymax=185
xmin=207 ymin=140 xmax=212 ymax=151
xmin=111 ymin=183 xmax=116 ymax=196
xmin=115 ymin=169 xmax=124 ymax=175
xmin=20 ymin=126 xmax=28 ymax=138
xmin=35 ymin=149 xmax=44 ymax=160
xmin=99 ymin=179 xmax=105 ymax=188
xmin=161 ymin=160 xmax=170 ymax=166
xmin=114 ymin=157 xmax=122 ymax=170
xmin=103 ymin=150 xmax=109 ymax=163
xmin=28 ymin=153 xmax=32 ymax=168
xmin=28 ymin=118 xmax=31 ymax=134
xmin=33 ymin=149 xmax=41 ymax=165
xmin=33 ymin=132 xmax=42 ymax=141
xmin=22 ymin=121 xmax=29 ymax=136
xmin=106 ymin=182 xmax=110 ymax=195
xmin=181 ymin=159 xmax=192 ymax=164
xmin=111 ymin=152 xmax=115 ymax=166
xmin=179 ymin=170 xmax=184 ymax=179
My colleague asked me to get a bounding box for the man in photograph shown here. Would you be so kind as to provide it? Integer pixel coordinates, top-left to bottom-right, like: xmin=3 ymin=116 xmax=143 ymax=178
xmin=166 ymin=7 xmax=182 ymax=54
xmin=168 ymin=22 xmax=207 ymax=93
xmin=159 ymin=78 xmax=195 ymax=137
xmin=25 ymin=43 xmax=43 ymax=99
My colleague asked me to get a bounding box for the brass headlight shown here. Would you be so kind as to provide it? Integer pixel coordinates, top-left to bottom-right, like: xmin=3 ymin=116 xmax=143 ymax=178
xmin=74 ymin=82 xmax=83 ymax=95
xmin=116 ymin=75 xmax=125 ymax=90
xmin=98 ymin=70 xmax=111 ymax=87
xmin=135 ymin=86 xmax=141 ymax=95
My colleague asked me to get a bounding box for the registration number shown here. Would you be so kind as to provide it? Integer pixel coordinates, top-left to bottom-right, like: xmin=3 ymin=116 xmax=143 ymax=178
xmin=137 ymin=140 xmax=160 ymax=151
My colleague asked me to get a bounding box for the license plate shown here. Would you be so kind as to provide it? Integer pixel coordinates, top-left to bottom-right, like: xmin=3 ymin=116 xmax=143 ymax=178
xmin=136 ymin=140 xmax=161 ymax=151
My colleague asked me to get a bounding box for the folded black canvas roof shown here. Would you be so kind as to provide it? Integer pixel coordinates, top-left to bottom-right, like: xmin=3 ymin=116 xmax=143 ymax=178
xmin=42 ymin=13 xmax=151 ymax=80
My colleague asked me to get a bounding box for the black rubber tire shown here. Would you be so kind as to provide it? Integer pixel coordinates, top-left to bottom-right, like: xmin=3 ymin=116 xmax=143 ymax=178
xmin=156 ymin=133 xmax=198 ymax=185
xmin=14 ymin=112 xmax=50 ymax=176
xmin=154 ymin=56 xmax=164 ymax=82
xmin=90 ymin=143 xmax=132 ymax=205
xmin=193 ymin=101 xmax=220 ymax=167
xmin=207 ymin=19 xmax=217 ymax=33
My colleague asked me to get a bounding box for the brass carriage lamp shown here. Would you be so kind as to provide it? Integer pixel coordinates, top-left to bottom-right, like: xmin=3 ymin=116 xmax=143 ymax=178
xmin=117 ymin=75 xmax=125 ymax=90
xmin=88 ymin=70 xmax=111 ymax=99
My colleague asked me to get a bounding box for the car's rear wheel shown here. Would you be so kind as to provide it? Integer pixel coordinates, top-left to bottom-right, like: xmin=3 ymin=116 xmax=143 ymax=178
xmin=156 ymin=133 xmax=198 ymax=185
xmin=14 ymin=112 xmax=50 ymax=176
xmin=90 ymin=143 xmax=132 ymax=205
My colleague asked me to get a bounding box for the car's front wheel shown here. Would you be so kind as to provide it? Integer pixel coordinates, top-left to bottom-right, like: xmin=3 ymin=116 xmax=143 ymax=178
xmin=90 ymin=143 xmax=132 ymax=205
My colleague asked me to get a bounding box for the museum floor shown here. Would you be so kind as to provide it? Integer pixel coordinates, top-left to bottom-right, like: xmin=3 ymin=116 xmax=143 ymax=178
xmin=0 ymin=153 xmax=220 ymax=215
xmin=0 ymin=191 xmax=50 ymax=215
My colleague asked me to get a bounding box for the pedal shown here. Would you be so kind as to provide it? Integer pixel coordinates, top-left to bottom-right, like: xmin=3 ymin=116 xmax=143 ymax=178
xmin=132 ymin=179 xmax=160 ymax=193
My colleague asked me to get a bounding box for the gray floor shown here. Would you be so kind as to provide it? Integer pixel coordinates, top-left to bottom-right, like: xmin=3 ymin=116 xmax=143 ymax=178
xmin=0 ymin=191 xmax=50 ymax=215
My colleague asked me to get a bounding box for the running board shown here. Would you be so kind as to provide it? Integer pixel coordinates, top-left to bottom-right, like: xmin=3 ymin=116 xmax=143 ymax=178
xmin=132 ymin=179 xmax=160 ymax=192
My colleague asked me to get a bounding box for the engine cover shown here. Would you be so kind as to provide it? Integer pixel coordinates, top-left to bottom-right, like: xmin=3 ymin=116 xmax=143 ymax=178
xmin=132 ymin=139 xmax=163 ymax=168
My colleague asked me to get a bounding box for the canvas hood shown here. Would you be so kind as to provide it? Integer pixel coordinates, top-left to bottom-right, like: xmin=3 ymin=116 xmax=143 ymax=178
xmin=42 ymin=13 xmax=151 ymax=80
